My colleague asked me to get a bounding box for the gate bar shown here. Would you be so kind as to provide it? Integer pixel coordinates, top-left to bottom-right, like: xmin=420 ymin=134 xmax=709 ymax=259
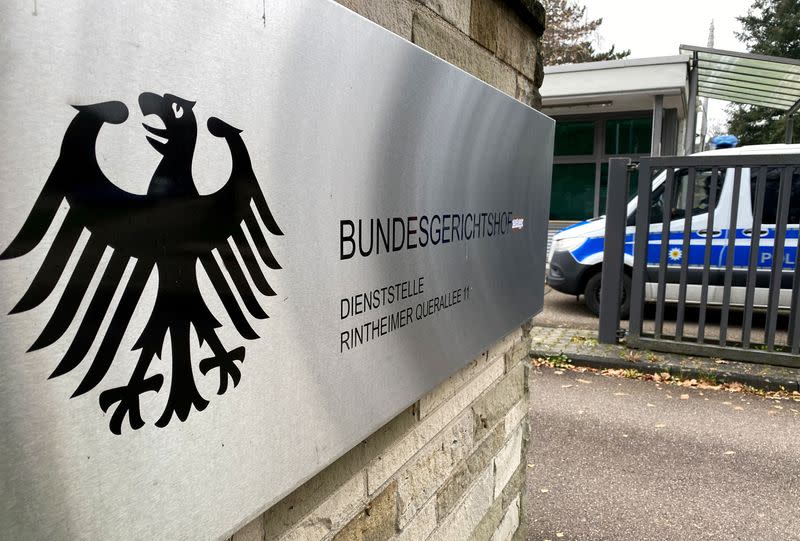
xmin=654 ymin=168 xmax=675 ymax=339
xmin=789 ymin=182 xmax=800 ymax=353
xmin=790 ymin=233 xmax=800 ymax=353
xmin=632 ymin=336 xmax=800 ymax=368
xmin=742 ymin=166 xmax=766 ymax=348
xmin=675 ymin=167 xmax=696 ymax=340
xmin=628 ymin=161 xmax=653 ymax=340
xmin=765 ymin=167 xmax=793 ymax=349
xmin=719 ymin=167 xmax=742 ymax=346
xmin=599 ymin=158 xmax=631 ymax=344
xmin=696 ymin=167 xmax=719 ymax=344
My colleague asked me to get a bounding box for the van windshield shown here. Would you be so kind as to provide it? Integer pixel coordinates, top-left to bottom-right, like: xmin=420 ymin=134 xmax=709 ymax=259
xmin=627 ymin=168 xmax=725 ymax=225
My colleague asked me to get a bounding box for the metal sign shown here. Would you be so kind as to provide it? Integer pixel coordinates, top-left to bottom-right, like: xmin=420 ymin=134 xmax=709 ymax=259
xmin=0 ymin=1 xmax=553 ymax=538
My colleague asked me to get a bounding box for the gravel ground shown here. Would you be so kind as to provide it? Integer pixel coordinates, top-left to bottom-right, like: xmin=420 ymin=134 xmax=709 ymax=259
xmin=525 ymin=366 xmax=800 ymax=541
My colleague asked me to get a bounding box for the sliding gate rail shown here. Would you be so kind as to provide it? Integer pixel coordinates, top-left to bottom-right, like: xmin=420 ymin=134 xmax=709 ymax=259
xmin=600 ymin=153 xmax=800 ymax=368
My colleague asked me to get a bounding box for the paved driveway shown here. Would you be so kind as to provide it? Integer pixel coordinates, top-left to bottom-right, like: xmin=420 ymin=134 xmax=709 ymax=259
xmin=525 ymin=366 xmax=800 ymax=540
xmin=533 ymin=287 xmax=598 ymax=330
xmin=535 ymin=287 xmax=790 ymax=345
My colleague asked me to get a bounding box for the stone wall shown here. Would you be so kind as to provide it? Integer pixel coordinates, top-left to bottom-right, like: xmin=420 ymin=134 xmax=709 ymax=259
xmin=229 ymin=1 xmax=543 ymax=539
xmin=336 ymin=0 xmax=545 ymax=108
xmin=231 ymin=325 xmax=533 ymax=540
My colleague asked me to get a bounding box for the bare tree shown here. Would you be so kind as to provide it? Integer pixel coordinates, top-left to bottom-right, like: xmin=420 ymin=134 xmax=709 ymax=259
xmin=539 ymin=0 xmax=630 ymax=66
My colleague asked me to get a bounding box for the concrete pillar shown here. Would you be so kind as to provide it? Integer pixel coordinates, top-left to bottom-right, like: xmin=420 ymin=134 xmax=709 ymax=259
xmin=684 ymin=54 xmax=699 ymax=155
xmin=651 ymin=94 xmax=664 ymax=157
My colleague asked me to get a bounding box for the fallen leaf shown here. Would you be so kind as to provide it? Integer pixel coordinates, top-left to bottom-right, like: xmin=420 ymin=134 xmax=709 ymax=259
xmin=734 ymin=406 xmax=744 ymax=411
xmin=554 ymin=370 xmax=564 ymax=375
xmin=680 ymin=394 xmax=689 ymax=400
xmin=540 ymin=488 xmax=549 ymax=493
xmin=724 ymin=451 xmax=735 ymax=455
xmin=774 ymin=405 xmax=783 ymax=410
xmin=577 ymin=379 xmax=592 ymax=384
xmin=714 ymin=359 xmax=729 ymax=364
xmin=660 ymin=372 xmax=671 ymax=380
xmin=556 ymin=534 xmax=565 ymax=538
xmin=527 ymin=463 xmax=535 ymax=468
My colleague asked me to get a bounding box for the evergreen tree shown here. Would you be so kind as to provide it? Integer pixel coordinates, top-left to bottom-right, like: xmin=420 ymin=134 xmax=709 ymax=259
xmin=539 ymin=0 xmax=630 ymax=66
xmin=726 ymin=0 xmax=800 ymax=144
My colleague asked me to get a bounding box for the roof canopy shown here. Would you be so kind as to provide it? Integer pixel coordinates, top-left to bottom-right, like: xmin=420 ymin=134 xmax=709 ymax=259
xmin=680 ymin=44 xmax=800 ymax=114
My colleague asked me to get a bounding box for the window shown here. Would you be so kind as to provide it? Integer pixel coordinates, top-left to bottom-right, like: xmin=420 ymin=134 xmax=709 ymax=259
xmin=599 ymin=163 xmax=639 ymax=216
xmin=670 ymin=168 xmax=724 ymax=218
xmin=605 ymin=118 xmax=651 ymax=155
xmin=554 ymin=121 xmax=594 ymax=156
xmin=636 ymin=168 xmax=724 ymax=225
xmin=550 ymin=164 xmax=595 ymax=220
xmin=750 ymin=167 xmax=800 ymax=225
xmin=550 ymin=113 xmax=667 ymax=221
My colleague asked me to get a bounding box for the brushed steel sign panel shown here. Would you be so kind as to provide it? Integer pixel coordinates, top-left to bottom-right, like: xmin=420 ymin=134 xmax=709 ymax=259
xmin=0 ymin=0 xmax=554 ymax=538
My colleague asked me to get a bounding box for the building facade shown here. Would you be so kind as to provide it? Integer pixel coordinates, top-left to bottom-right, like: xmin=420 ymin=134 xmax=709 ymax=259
xmin=540 ymin=56 xmax=690 ymax=223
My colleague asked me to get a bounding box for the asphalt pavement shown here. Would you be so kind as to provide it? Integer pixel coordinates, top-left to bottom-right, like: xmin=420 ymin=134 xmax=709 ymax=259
xmin=525 ymin=366 xmax=800 ymax=541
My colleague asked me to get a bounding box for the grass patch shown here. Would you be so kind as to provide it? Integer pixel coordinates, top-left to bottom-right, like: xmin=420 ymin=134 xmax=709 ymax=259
xmin=536 ymin=353 xmax=572 ymax=369
xmin=623 ymin=349 xmax=642 ymax=362
xmin=622 ymin=368 xmax=643 ymax=379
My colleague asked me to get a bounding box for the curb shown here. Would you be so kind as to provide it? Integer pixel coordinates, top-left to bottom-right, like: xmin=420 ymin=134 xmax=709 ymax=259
xmin=530 ymin=349 xmax=800 ymax=393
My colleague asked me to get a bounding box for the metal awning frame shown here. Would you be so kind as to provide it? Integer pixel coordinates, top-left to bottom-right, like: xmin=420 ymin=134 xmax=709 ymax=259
xmin=680 ymin=44 xmax=800 ymax=150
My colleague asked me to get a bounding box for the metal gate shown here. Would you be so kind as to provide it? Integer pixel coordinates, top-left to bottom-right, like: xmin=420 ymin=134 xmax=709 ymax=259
xmin=599 ymin=154 xmax=800 ymax=368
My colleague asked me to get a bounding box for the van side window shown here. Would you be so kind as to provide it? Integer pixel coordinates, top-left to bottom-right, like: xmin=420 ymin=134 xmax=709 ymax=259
xmin=751 ymin=167 xmax=800 ymax=224
xmin=645 ymin=168 xmax=724 ymax=224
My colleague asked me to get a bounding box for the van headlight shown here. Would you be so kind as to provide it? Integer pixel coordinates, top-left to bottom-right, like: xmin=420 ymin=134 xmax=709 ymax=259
xmin=552 ymin=237 xmax=585 ymax=253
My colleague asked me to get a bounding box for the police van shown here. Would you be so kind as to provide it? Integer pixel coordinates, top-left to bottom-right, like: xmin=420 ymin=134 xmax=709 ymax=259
xmin=546 ymin=143 xmax=800 ymax=317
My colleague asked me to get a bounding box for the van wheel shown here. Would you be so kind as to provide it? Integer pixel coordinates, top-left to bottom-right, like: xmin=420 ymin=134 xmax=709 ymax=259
xmin=583 ymin=272 xmax=631 ymax=319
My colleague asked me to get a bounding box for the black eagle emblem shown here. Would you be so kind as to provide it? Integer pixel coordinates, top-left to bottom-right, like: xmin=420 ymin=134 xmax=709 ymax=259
xmin=1 ymin=93 xmax=282 ymax=434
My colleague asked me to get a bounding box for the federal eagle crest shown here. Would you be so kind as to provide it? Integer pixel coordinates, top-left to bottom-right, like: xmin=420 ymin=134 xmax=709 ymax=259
xmin=1 ymin=93 xmax=282 ymax=434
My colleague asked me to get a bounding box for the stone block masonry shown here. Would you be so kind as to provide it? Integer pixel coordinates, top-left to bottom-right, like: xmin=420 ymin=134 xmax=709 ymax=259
xmin=229 ymin=325 xmax=533 ymax=540
xmin=228 ymin=1 xmax=543 ymax=539
xmin=334 ymin=0 xmax=545 ymax=109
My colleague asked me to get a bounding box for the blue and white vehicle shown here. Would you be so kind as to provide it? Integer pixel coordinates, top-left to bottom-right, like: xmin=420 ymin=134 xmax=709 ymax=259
xmin=546 ymin=144 xmax=800 ymax=317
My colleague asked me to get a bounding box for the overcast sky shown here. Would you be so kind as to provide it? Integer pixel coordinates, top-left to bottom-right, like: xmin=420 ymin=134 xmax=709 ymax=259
xmin=583 ymin=0 xmax=756 ymax=130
